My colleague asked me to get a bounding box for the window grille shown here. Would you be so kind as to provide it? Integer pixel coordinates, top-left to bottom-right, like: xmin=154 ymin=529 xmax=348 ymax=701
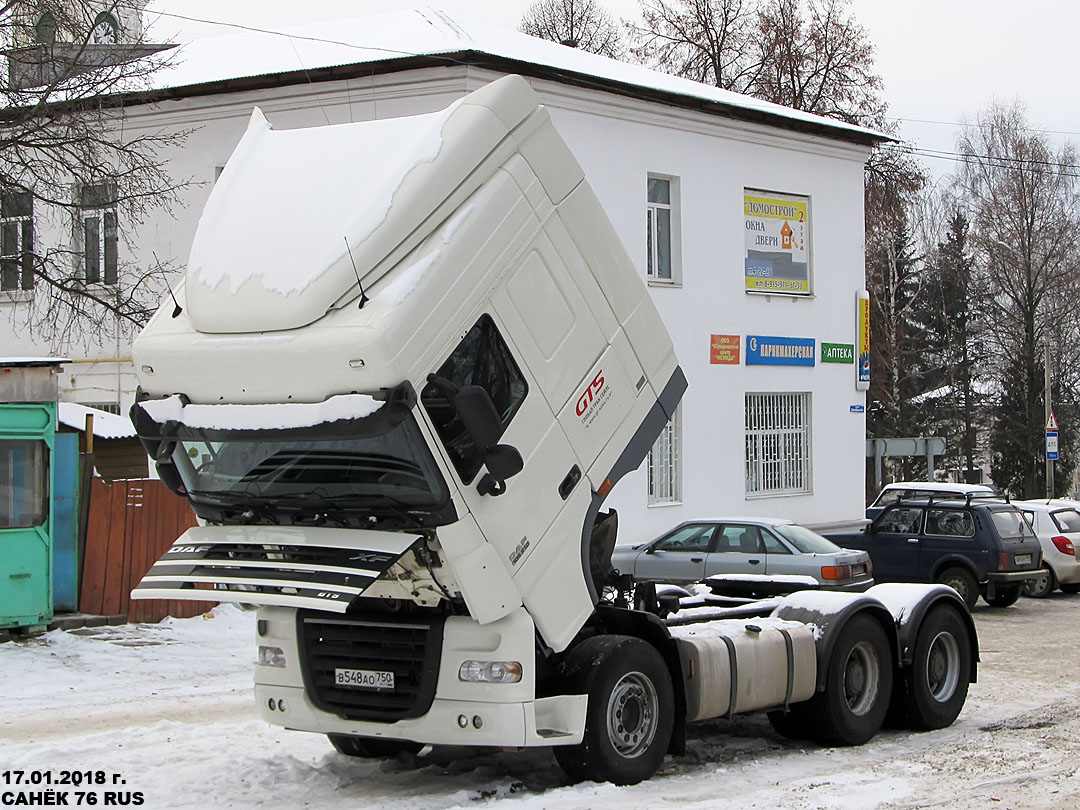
xmin=80 ymin=183 xmax=118 ymax=285
xmin=648 ymin=405 xmax=681 ymax=504
xmin=745 ymin=392 xmax=811 ymax=495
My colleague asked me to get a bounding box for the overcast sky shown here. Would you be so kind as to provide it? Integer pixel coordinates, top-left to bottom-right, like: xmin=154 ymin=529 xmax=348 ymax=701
xmin=143 ymin=1 xmax=1080 ymax=184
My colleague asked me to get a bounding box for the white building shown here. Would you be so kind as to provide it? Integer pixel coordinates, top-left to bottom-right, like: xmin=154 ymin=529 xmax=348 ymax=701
xmin=0 ymin=6 xmax=885 ymax=539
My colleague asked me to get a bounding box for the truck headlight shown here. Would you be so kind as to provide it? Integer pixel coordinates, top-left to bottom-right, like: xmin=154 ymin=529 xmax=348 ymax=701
xmin=258 ymin=645 xmax=287 ymax=668
xmin=458 ymin=660 xmax=522 ymax=683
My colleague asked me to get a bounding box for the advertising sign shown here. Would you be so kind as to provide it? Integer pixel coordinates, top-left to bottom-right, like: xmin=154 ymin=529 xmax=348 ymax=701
xmin=745 ymin=335 xmax=816 ymax=367
xmin=857 ymin=290 xmax=870 ymax=390
xmin=710 ymin=334 xmax=740 ymax=365
xmin=744 ymin=190 xmax=811 ymax=294
xmin=822 ymin=342 xmax=854 ymax=364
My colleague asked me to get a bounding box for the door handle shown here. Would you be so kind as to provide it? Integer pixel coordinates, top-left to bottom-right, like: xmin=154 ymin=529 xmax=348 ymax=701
xmin=558 ymin=465 xmax=581 ymax=500
xmin=691 ymin=557 xmax=703 ymax=563
xmin=749 ymin=559 xmax=761 ymax=565
xmin=907 ymin=538 xmax=919 ymax=544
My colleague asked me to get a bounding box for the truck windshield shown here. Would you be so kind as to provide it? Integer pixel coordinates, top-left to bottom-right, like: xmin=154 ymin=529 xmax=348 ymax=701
xmin=170 ymin=416 xmax=452 ymax=528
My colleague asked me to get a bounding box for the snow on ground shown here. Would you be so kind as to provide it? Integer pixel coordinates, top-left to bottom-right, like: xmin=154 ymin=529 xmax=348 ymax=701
xmin=3 ymin=599 xmax=1080 ymax=809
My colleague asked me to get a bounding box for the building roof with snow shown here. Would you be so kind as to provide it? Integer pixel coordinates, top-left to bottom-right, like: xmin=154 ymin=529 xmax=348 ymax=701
xmin=130 ymin=6 xmax=887 ymax=147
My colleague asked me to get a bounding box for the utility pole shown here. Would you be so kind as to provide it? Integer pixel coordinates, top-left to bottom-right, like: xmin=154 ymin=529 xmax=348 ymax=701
xmin=1046 ymin=343 xmax=1054 ymax=498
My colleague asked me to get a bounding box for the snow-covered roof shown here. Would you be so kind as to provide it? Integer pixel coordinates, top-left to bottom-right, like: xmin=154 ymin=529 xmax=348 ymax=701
xmin=0 ymin=356 xmax=71 ymax=365
xmin=138 ymin=6 xmax=886 ymax=145
xmin=58 ymin=402 xmax=138 ymax=439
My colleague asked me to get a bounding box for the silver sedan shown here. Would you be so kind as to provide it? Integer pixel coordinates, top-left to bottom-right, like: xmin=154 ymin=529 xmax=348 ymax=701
xmin=611 ymin=517 xmax=874 ymax=595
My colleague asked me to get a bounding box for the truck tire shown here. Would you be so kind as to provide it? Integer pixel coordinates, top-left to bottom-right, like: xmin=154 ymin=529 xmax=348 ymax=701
xmin=983 ymin=584 xmax=1022 ymax=607
xmin=554 ymin=635 xmax=674 ymax=785
xmin=327 ymin=735 xmax=422 ymax=758
xmin=805 ymin=614 xmax=893 ymax=747
xmin=1023 ymin=565 xmax=1056 ymax=598
xmin=936 ymin=567 xmax=979 ymax=609
xmin=899 ymin=604 xmax=971 ymax=730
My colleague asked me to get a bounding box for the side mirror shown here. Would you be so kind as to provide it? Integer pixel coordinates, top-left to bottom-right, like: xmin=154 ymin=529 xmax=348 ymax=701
xmin=476 ymin=444 xmax=523 ymax=497
xmin=454 ymin=385 xmax=503 ymax=450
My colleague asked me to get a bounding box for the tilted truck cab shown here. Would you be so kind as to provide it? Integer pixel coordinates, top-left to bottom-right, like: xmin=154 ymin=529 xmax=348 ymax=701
xmin=130 ymin=76 xmax=977 ymax=784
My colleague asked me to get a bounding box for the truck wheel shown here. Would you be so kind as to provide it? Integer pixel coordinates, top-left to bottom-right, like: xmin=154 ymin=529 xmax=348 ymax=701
xmin=1061 ymin=583 xmax=1080 ymax=594
xmin=936 ymin=567 xmax=979 ymax=609
xmin=1023 ymin=566 xmax=1056 ymax=598
xmin=767 ymin=704 xmax=810 ymax=740
xmin=806 ymin=614 xmax=893 ymax=746
xmin=554 ymin=636 xmax=674 ymax=785
xmin=983 ymin=584 xmax=1021 ymax=607
xmin=327 ymin=735 xmax=422 ymax=758
xmin=900 ymin=604 xmax=971 ymax=729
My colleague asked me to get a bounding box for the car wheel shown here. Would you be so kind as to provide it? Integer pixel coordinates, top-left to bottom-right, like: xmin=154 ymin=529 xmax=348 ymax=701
xmin=983 ymin=584 xmax=1022 ymax=607
xmin=936 ymin=567 xmax=979 ymax=609
xmin=805 ymin=614 xmax=893 ymax=746
xmin=327 ymin=735 xmax=423 ymax=758
xmin=554 ymin=636 xmax=674 ymax=785
xmin=899 ymin=604 xmax=971 ymax=730
xmin=1023 ymin=565 xmax=1056 ymax=598
xmin=1061 ymin=583 xmax=1080 ymax=595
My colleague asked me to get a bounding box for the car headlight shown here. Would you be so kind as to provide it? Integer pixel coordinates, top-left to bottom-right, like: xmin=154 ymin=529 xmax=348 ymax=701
xmin=458 ymin=660 xmax=522 ymax=683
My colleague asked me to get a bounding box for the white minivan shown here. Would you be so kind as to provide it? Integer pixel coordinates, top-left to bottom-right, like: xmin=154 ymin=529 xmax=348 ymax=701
xmin=1015 ymin=500 xmax=1080 ymax=597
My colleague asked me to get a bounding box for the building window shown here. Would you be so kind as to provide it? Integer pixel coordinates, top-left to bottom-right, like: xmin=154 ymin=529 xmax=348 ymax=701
xmin=745 ymin=392 xmax=811 ymax=496
xmin=1 ymin=190 xmax=34 ymax=292
xmin=80 ymin=183 xmax=117 ymax=285
xmin=0 ymin=439 xmax=48 ymax=529
xmin=34 ymin=12 xmax=56 ymax=45
xmin=648 ymin=405 xmax=681 ymax=505
xmin=647 ymin=175 xmax=679 ymax=285
xmin=91 ymin=12 xmax=119 ymax=44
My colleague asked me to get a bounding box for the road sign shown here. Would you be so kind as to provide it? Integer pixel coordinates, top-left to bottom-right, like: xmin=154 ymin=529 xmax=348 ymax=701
xmin=1047 ymin=431 xmax=1059 ymax=461
xmin=1047 ymin=411 xmax=1059 ymax=431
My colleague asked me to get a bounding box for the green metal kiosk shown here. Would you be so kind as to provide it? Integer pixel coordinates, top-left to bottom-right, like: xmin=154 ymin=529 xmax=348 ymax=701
xmin=0 ymin=358 xmax=65 ymax=631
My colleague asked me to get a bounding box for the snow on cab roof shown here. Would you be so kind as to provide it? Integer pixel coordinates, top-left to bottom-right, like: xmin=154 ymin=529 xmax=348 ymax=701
xmin=140 ymin=6 xmax=887 ymax=145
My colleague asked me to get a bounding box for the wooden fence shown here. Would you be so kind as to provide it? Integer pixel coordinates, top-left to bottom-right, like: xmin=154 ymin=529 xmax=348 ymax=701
xmin=79 ymin=478 xmax=215 ymax=622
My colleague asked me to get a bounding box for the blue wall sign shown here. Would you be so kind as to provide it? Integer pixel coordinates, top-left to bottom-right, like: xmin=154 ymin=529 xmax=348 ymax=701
xmin=850 ymin=404 xmax=865 ymax=413
xmin=745 ymin=335 xmax=816 ymax=367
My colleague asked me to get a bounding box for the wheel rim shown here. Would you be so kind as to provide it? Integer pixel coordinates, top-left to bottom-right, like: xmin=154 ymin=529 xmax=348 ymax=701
xmin=843 ymin=641 xmax=881 ymax=716
xmin=1026 ymin=569 xmax=1051 ymax=596
xmin=944 ymin=575 xmax=969 ymax=600
xmin=605 ymin=671 xmax=659 ymax=758
xmin=925 ymin=630 xmax=961 ymax=702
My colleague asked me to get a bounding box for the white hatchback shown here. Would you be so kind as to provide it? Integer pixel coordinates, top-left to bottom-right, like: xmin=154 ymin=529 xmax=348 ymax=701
xmin=1015 ymin=500 xmax=1080 ymax=597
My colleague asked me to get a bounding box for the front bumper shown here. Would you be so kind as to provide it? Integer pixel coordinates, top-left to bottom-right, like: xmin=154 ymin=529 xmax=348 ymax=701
xmin=256 ymin=684 xmax=585 ymax=747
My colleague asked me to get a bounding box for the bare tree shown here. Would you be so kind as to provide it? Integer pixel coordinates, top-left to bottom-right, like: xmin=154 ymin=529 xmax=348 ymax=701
xmin=519 ymin=0 xmax=626 ymax=58
xmin=955 ymin=103 xmax=1080 ymax=496
xmin=0 ymin=1 xmax=187 ymax=349
xmin=629 ymin=0 xmax=761 ymax=91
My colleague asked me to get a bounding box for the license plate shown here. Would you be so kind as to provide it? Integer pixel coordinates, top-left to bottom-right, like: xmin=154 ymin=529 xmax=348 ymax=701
xmin=1015 ymin=554 xmax=1032 ymax=566
xmin=334 ymin=668 xmax=395 ymax=691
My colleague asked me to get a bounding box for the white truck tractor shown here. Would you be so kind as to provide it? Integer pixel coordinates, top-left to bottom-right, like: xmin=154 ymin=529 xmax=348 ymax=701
xmin=130 ymin=76 xmax=977 ymax=785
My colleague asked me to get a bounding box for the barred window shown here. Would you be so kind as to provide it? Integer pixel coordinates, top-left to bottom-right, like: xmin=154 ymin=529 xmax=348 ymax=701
xmin=1 ymin=190 xmax=33 ymax=292
xmin=648 ymin=405 xmax=681 ymax=505
xmin=745 ymin=392 xmax=811 ymax=496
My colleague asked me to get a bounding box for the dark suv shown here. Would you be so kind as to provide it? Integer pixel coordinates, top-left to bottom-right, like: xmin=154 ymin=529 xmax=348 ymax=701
xmin=827 ymin=497 xmax=1043 ymax=608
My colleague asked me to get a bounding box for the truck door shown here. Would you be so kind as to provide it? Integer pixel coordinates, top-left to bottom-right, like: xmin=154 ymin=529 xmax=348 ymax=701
xmin=867 ymin=506 xmax=926 ymax=581
xmin=420 ymin=311 xmax=580 ymax=579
